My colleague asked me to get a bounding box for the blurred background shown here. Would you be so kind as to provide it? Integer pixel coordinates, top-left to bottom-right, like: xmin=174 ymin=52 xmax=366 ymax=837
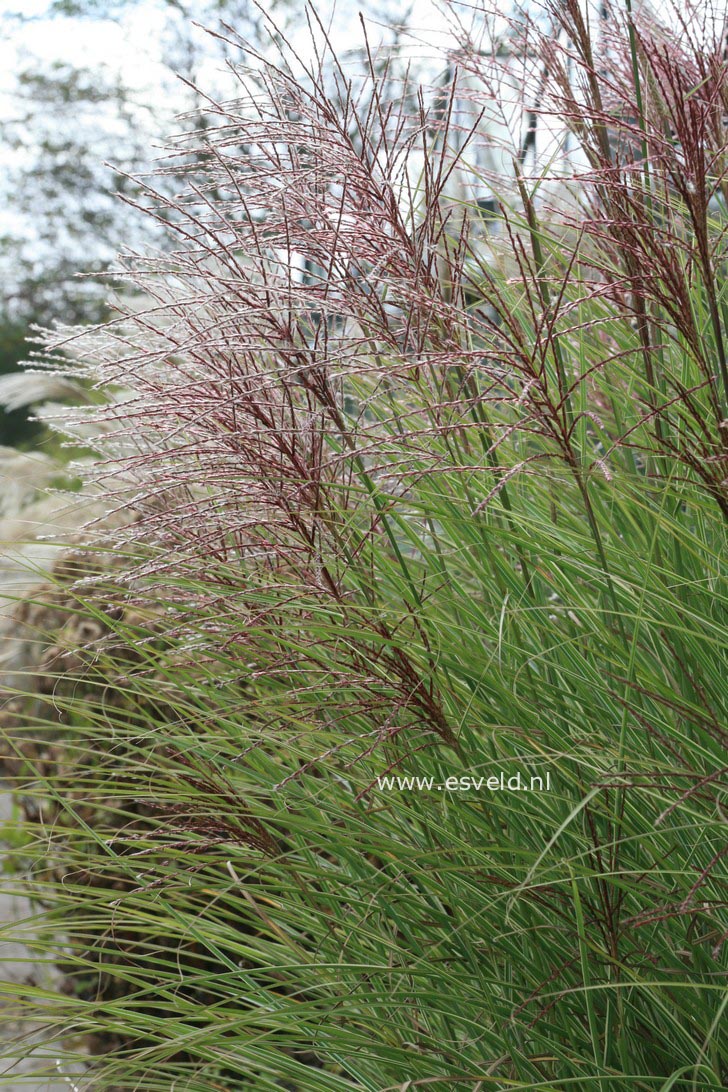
xmin=0 ymin=0 xmax=433 ymax=448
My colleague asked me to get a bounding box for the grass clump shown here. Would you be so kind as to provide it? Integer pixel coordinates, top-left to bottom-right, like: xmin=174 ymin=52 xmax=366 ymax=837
xmin=1 ymin=2 xmax=726 ymax=1089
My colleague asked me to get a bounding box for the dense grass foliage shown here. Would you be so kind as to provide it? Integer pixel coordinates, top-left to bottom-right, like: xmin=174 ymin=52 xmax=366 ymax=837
xmin=1 ymin=2 xmax=727 ymax=1089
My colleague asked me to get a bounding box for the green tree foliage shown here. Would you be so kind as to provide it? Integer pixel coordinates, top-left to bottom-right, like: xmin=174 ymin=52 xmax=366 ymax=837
xmin=0 ymin=324 xmax=42 ymax=446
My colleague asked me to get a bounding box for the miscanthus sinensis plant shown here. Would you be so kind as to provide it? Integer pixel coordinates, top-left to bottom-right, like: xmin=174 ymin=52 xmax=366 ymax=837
xmin=2 ymin=1 xmax=727 ymax=1089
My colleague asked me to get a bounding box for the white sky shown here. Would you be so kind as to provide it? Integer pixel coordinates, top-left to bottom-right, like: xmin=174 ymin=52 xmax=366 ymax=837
xmin=1 ymin=0 xmax=725 ymax=110
xmin=1 ymin=0 xmax=724 ymax=261
xmin=0 ymin=1 xmax=456 ymax=102
xmin=0 ymin=0 xmax=458 ymax=264
xmin=0 ymin=1 xmax=175 ymax=104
